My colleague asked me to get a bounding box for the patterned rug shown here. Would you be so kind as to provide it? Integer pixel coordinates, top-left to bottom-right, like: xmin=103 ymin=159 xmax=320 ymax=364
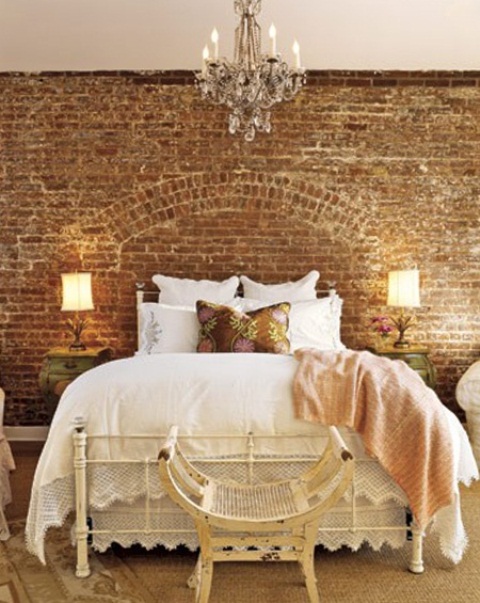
xmin=1 ymin=482 xmax=479 ymax=602
xmin=0 ymin=519 xmax=157 ymax=603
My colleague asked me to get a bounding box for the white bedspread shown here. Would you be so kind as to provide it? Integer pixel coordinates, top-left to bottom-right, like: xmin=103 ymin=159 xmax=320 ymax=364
xmin=25 ymin=353 xmax=478 ymax=564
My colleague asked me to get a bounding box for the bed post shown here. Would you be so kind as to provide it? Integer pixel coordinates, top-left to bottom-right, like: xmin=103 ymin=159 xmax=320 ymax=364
xmin=327 ymin=281 xmax=337 ymax=298
xmin=136 ymin=282 xmax=146 ymax=352
xmin=73 ymin=416 xmax=91 ymax=578
xmin=408 ymin=523 xmax=425 ymax=574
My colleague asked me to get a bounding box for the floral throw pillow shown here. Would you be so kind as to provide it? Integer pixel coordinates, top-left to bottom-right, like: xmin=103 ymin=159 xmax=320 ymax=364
xmin=196 ymin=300 xmax=291 ymax=354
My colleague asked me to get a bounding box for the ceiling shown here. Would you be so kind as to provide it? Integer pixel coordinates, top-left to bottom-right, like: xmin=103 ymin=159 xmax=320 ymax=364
xmin=1 ymin=0 xmax=480 ymax=72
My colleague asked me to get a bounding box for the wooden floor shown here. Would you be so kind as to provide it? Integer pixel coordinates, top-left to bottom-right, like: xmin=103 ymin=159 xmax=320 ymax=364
xmin=5 ymin=441 xmax=43 ymax=521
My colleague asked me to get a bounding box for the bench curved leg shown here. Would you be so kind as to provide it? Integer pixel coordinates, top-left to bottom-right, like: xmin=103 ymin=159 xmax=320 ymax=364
xmin=187 ymin=557 xmax=200 ymax=590
xmin=196 ymin=554 xmax=213 ymax=603
xmin=299 ymin=525 xmax=320 ymax=603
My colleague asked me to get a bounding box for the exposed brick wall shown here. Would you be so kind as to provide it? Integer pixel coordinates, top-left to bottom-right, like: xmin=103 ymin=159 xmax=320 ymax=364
xmin=1 ymin=70 xmax=479 ymax=425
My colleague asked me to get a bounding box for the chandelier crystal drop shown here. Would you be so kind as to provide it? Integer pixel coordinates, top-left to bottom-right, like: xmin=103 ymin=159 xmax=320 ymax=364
xmin=196 ymin=0 xmax=306 ymax=142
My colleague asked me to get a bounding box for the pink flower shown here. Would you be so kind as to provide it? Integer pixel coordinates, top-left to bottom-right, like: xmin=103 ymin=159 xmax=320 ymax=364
xmin=274 ymin=341 xmax=289 ymax=354
xmin=197 ymin=306 xmax=216 ymax=324
xmin=271 ymin=308 xmax=288 ymax=324
xmin=370 ymin=315 xmax=393 ymax=335
xmin=378 ymin=324 xmax=393 ymax=335
xmin=233 ymin=338 xmax=255 ymax=353
xmin=370 ymin=315 xmax=389 ymax=325
xmin=198 ymin=338 xmax=214 ymax=353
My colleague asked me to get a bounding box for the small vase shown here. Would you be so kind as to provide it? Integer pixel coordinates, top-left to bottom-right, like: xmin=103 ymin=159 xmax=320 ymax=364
xmin=376 ymin=335 xmax=391 ymax=351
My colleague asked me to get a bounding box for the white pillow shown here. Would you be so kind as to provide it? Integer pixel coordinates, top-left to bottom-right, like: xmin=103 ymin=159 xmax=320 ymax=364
xmin=240 ymin=270 xmax=320 ymax=303
xmin=288 ymin=297 xmax=345 ymax=352
xmin=238 ymin=295 xmax=344 ymax=351
xmin=152 ymin=274 xmax=240 ymax=307
xmin=138 ymin=303 xmax=199 ymax=354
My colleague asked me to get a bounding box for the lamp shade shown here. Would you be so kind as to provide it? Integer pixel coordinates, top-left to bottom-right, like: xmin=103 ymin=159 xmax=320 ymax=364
xmin=387 ymin=269 xmax=420 ymax=308
xmin=61 ymin=273 xmax=94 ymax=311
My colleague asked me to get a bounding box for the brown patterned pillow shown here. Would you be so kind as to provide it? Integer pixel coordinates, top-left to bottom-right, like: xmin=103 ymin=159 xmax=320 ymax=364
xmin=196 ymin=300 xmax=291 ymax=354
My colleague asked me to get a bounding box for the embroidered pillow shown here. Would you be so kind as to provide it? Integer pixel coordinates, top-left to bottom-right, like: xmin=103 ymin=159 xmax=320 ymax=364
xmin=137 ymin=303 xmax=200 ymax=354
xmin=196 ymin=300 xmax=291 ymax=354
xmin=237 ymin=295 xmax=345 ymax=351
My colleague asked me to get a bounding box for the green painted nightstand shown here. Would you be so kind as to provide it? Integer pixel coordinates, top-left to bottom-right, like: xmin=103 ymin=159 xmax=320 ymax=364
xmin=367 ymin=345 xmax=436 ymax=390
xmin=39 ymin=346 xmax=112 ymax=418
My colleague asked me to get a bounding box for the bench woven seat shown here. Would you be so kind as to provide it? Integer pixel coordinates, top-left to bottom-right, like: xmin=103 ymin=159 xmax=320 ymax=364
xmin=211 ymin=480 xmax=298 ymax=519
xmin=158 ymin=426 xmax=354 ymax=603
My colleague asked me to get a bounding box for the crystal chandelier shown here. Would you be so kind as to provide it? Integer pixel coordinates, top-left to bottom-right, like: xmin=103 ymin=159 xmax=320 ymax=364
xmin=196 ymin=0 xmax=306 ymax=142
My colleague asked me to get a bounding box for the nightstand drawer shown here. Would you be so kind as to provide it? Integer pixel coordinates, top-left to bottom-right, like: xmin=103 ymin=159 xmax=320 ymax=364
xmin=412 ymin=368 xmax=429 ymax=382
xmin=367 ymin=345 xmax=436 ymax=390
xmin=48 ymin=356 xmax=97 ymax=375
xmin=40 ymin=346 xmax=112 ymax=418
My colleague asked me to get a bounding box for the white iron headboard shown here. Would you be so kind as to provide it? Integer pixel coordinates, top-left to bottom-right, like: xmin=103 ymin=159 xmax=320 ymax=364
xmin=135 ymin=281 xmax=339 ymax=353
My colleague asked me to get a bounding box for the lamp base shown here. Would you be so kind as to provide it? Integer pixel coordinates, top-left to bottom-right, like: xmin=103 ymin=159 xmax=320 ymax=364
xmin=69 ymin=341 xmax=87 ymax=352
xmin=65 ymin=315 xmax=89 ymax=352
xmin=394 ymin=340 xmax=411 ymax=349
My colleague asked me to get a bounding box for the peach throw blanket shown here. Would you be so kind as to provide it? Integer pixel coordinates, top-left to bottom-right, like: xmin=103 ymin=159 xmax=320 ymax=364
xmin=293 ymin=349 xmax=454 ymax=530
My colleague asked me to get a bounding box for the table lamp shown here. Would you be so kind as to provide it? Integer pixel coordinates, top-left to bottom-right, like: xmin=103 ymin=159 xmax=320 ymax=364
xmin=387 ymin=269 xmax=420 ymax=348
xmin=61 ymin=272 xmax=94 ymax=351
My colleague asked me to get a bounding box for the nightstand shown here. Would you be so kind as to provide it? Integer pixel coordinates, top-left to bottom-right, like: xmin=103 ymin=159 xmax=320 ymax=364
xmin=39 ymin=346 xmax=112 ymax=418
xmin=367 ymin=345 xmax=436 ymax=390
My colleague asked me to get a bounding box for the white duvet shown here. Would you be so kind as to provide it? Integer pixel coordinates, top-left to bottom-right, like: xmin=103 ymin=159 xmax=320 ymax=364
xmin=38 ymin=353 xmax=347 ymax=479
xmin=26 ymin=353 xmax=478 ymax=564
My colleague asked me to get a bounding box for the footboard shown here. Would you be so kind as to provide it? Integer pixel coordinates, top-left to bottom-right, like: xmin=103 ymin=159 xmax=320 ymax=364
xmin=72 ymin=418 xmax=424 ymax=578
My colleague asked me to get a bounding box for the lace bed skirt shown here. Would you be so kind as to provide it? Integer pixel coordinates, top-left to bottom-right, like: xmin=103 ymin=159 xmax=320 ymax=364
xmin=86 ymin=457 xmax=409 ymax=554
xmin=27 ymin=452 xmax=412 ymax=561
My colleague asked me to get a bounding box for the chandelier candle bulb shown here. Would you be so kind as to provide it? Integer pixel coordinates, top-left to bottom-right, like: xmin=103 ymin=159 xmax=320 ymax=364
xmin=202 ymin=45 xmax=210 ymax=75
xmin=269 ymin=23 xmax=277 ymax=57
xmin=293 ymin=40 xmax=301 ymax=68
xmin=211 ymin=28 xmax=219 ymax=60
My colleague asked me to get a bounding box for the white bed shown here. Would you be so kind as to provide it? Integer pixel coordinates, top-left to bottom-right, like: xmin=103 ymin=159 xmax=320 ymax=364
xmin=25 ymin=272 xmax=478 ymax=576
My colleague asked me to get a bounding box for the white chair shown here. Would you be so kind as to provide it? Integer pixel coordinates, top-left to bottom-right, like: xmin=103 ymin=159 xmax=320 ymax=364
xmin=0 ymin=388 xmax=15 ymax=540
xmin=456 ymin=361 xmax=480 ymax=464
xmin=158 ymin=426 xmax=354 ymax=603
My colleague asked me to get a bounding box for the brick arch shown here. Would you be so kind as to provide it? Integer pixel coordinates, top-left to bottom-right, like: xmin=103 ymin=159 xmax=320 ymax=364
xmin=74 ymin=172 xmax=380 ymax=358
xmin=89 ymin=172 xmax=374 ymax=249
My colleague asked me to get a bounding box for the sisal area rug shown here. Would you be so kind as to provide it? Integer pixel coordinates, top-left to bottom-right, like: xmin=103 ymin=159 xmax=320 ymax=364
xmin=1 ymin=482 xmax=479 ymax=603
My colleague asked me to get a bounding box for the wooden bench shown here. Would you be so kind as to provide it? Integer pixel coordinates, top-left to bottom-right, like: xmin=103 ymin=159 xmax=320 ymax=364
xmin=158 ymin=425 xmax=354 ymax=603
